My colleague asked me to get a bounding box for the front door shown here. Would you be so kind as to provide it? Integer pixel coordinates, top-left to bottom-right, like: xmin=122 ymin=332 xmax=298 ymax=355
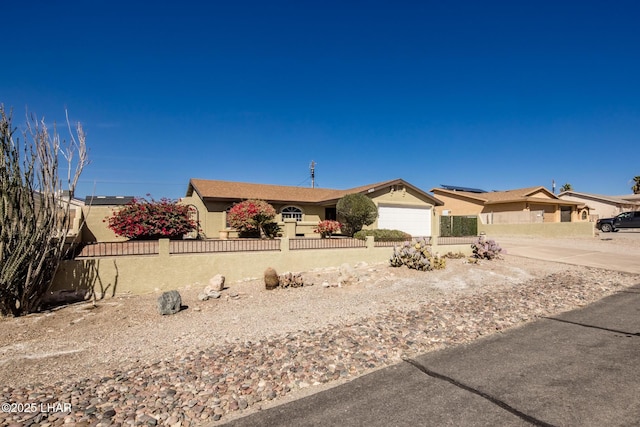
xmin=560 ymin=206 xmax=572 ymax=222
xmin=325 ymin=207 xmax=337 ymax=221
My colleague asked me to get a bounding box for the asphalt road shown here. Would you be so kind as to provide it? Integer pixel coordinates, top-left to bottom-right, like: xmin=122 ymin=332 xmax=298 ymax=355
xmin=220 ymin=237 xmax=640 ymax=427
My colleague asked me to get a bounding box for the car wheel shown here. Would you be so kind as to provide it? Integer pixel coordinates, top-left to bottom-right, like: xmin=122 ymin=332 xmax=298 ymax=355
xmin=600 ymin=224 xmax=613 ymax=232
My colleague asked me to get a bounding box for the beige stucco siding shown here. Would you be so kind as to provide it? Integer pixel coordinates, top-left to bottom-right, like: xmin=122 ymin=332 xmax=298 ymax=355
xmin=481 ymin=202 xmax=527 ymax=213
xmin=81 ymin=206 xmax=127 ymax=242
xmin=367 ymin=187 xmax=435 ymax=232
xmin=431 ymin=193 xmax=484 ymax=216
xmin=559 ymin=194 xmax=627 ymax=219
xmin=529 ymin=204 xmax=557 ymax=222
xmin=528 ymin=189 xmax=554 ymax=199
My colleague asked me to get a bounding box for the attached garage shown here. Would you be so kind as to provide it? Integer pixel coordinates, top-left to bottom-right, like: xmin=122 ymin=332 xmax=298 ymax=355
xmin=377 ymin=204 xmax=432 ymax=237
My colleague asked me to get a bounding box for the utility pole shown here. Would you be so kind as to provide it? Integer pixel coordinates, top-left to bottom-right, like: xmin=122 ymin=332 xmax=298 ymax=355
xmin=552 ymin=179 xmax=556 ymax=194
xmin=310 ymin=161 xmax=316 ymax=188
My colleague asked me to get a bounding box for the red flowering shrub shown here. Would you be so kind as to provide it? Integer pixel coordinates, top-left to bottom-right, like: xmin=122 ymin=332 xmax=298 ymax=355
xmin=227 ymin=199 xmax=278 ymax=238
xmin=314 ymin=220 xmax=342 ymax=238
xmin=106 ymin=197 xmax=198 ymax=239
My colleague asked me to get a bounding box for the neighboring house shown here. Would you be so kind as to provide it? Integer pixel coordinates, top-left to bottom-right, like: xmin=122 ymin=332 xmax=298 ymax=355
xmin=182 ymin=178 xmax=443 ymax=238
xmin=619 ymin=193 xmax=640 ymax=204
xmin=81 ymin=196 xmax=136 ymax=242
xmin=558 ymin=191 xmax=640 ymax=220
xmin=431 ymin=185 xmax=586 ymax=224
xmin=32 ymin=190 xmax=85 ymax=237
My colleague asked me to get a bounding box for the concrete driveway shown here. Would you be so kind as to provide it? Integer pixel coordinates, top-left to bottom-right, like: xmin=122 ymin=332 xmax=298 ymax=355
xmin=222 ymin=237 xmax=640 ymax=427
xmin=496 ymin=232 xmax=640 ymax=274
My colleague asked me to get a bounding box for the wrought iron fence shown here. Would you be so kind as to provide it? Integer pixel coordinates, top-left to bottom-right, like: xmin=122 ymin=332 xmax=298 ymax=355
xmin=75 ymin=241 xmax=160 ymax=257
xmin=170 ymin=239 xmax=280 ymax=254
xmin=289 ymin=237 xmax=366 ymax=250
xmin=437 ymin=236 xmax=478 ymax=245
xmin=373 ymin=237 xmax=429 ymax=247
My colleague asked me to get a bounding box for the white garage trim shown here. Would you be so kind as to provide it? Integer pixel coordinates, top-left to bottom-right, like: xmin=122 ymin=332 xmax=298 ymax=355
xmin=377 ymin=204 xmax=432 ymax=237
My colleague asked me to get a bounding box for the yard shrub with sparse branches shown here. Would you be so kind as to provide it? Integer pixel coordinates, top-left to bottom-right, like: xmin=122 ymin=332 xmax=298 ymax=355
xmin=0 ymin=106 xmax=88 ymax=316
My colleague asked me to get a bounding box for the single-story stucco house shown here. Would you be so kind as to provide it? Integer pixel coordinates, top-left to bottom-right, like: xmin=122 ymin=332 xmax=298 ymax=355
xmin=181 ymin=178 xmax=443 ymax=238
xmin=430 ymin=185 xmax=587 ymax=224
xmin=557 ymin=190 xmax=640 ymax=220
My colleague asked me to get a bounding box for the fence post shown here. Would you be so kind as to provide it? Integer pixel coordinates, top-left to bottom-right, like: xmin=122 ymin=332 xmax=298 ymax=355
xmin=159 ymin=238 xmax=170 ymax=258
xmin=365 ymin=235 xmax=374 ymax=249
xmin=280 ymin=237 xmax=290 ymax=252
xmin=283 ymin=219 xmax=297 ymax=238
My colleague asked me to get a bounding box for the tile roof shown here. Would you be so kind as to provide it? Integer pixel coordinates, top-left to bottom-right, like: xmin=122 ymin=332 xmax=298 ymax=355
xmin=560 ymin=191 xmax=640 ymax=206
xmin=187 ymin=178 xmax=443 ymax=205
xmin=84 ymin=196 xmax=135 ymax=206
xmin=432 ymin=186 xmax=582 ymax=206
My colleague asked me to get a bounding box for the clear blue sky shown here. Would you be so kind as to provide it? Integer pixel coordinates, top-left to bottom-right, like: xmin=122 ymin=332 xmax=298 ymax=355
xmin=2 ymin=1 xmax=639 ymax=200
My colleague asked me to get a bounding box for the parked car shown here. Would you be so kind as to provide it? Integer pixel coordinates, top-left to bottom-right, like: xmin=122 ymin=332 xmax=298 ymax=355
xmin=596 ymin=211 xmax=640 ymax=232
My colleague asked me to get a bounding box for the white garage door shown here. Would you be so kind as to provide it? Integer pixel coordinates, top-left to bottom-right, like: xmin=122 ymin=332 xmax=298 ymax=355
xmin=377 ymin=205 xmax=431 ymax=237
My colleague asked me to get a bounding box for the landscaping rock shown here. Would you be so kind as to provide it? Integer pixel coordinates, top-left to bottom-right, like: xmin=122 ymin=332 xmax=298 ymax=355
xmin=264 ymin=267 xmax=279 ymax=290
xmin=338 ymin=263 xmax=359 ymax=286
xmin=279 ymin=272 xmax=304 ymax=288
xmin=208 ymin=274 xmax=225 ymax=292
xmin=157 ymin=290 xmax=182 ymax=315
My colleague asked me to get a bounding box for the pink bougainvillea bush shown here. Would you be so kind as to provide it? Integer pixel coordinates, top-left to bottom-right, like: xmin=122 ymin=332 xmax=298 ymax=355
xmin=106 ymin=196 xmax=198 ymax=240
xmin=227 ymin=199 xmax=279 ymax=238
xmin=314 ymin=220 xmax=342 ymax=238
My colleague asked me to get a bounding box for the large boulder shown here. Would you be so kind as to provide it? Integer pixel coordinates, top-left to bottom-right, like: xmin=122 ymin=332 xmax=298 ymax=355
xmin=157 ymin=290 xmax=182 ymax=315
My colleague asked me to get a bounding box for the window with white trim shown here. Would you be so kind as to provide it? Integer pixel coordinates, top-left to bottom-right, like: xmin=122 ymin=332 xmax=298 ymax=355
xmin=281 ymin=206 xmax=303 ymax=221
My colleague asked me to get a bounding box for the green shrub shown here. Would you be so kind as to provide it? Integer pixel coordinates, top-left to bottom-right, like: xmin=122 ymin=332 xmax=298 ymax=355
xmin=354 ymin=229 xmax=412 ymax=241
xmin=389 ymin=238 xmax=446 ymax=271
xmin=336 ymin=193 xmax=378 ymax=236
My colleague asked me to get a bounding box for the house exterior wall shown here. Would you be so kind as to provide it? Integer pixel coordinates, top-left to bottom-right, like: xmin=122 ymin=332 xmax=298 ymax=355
xmin=528 ymin=189 xmax=554 ymax=199
xmin=433 ymin=190 xmax=579 ymax=224
xmin=558 ymin=194 xmax=631 ymax=219
xmin=368 ymin=186 xmax=437 ymax=231
xmin=529 ymin=203 xmax=558 ymax=222
xmin=81 ymin=206 xmax=127 ymax=242
xmin=481 ymin=202 xmax=527 ymax=213
xmin=431 ymin=192 xmax=484 ymax=216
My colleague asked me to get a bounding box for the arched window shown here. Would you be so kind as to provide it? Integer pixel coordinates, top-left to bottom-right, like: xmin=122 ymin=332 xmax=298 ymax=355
xmin=281 ymin=206 xmax=303 ymax=221
xmin=581 ymin=210 xmax=587 ymax=220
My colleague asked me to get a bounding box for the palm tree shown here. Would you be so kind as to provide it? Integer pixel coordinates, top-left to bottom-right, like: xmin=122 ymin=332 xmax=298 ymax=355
xmin=560 ymin=183 xmax=573 ymax=192
xmin=632 ymin=176 xmax=640 ymax=194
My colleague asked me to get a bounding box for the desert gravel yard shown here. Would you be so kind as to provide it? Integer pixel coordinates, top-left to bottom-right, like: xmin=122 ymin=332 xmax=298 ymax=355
xmin=1 ymin=236 xmax=639 ymax=426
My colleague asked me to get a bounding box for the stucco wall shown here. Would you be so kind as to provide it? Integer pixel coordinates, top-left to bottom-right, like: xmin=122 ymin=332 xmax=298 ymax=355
xmin=51 ymin=237 xmax=472 ymax=296
xmin=432 ymin=192 xmax=484 ymax=216
xmin=52 ymin=240 xmax=389 ymax=295
xmin=479 ymin=221 xmax=595 ymax=237
xmin=81 ymin=206 xmax=127 ymax=242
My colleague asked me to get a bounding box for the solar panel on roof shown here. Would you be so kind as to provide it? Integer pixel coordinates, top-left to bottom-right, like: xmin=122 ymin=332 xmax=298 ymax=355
xmin=440 ymin=184 xmax=487 ymax=193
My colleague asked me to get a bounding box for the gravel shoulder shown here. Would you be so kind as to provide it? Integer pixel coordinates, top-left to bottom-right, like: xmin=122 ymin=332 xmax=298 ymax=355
xmin=1 ymin=236 xmax=639 ymax=425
